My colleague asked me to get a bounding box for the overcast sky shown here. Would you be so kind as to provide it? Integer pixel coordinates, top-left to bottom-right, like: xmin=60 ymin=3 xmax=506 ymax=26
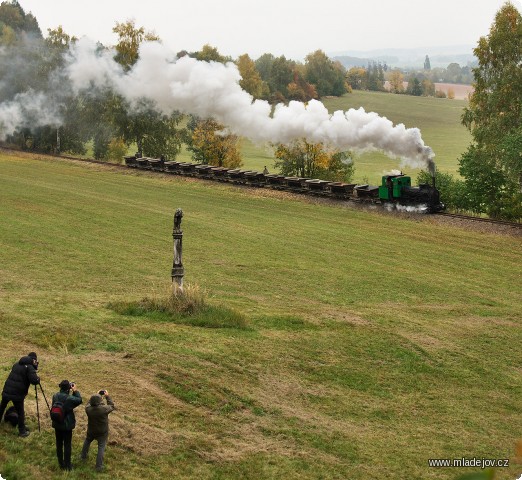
xmin=17 ymin=0 xmax=518 ymax=61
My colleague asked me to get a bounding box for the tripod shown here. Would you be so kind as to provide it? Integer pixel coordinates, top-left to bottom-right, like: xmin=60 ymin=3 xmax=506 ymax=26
xmin=35 ymin=383 xmax=51 ymax=432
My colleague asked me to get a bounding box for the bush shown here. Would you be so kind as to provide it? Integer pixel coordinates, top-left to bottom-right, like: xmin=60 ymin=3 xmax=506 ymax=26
xmin=417 ymin=170 xmax=467 ymax=211
xmin=435 ymin=90 xmax=447 ymax=98
xmin=109 ymin=283 xmax=248 ymax=329
xmin=107 ymin=137 xmax=128 ymax=163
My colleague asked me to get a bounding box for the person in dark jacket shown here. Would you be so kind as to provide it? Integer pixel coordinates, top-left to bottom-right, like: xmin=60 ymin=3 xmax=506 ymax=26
xmin=0 ymin=352 xmax=40 ymax=437
xmin=80 ymin=390 xmax=115 ymax=472
xmin=52 ymin=380 xmax=82 ymax=471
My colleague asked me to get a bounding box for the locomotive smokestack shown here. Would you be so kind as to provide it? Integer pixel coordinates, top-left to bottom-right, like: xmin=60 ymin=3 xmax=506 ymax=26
xmin=427 ymin=155 xmax=436 ymax=188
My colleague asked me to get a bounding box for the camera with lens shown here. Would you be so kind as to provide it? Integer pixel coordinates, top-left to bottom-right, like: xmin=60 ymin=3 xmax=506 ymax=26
xmin=70 ymin=382 xmax=75 ymax=388
xmin=99 ymin=390 xmax=106 ymax=395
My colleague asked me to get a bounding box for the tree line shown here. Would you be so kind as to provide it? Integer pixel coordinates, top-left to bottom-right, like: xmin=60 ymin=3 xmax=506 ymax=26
xmin=346 ymin=59 xmax=473 ymax=98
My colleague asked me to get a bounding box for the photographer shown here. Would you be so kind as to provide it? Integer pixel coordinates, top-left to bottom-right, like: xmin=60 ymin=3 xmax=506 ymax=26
xmin=81 ymin=389 xmax=115 ymax=472
xmin=51 ymin=380 xmax=82 ymax=471
xmin=0 ymin=352 xmax=40 ymax=437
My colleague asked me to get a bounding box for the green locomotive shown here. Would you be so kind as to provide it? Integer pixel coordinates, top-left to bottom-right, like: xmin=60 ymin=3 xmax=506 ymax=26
xmin=378 ymin=173 xmax=445 ymax=213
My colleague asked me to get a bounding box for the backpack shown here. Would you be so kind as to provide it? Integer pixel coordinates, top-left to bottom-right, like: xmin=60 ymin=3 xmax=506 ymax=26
xmin=50 ymin=397 xmax=66 ymax=423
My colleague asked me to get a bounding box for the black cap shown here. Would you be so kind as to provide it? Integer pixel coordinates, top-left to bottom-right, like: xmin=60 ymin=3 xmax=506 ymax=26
xmin=28 ymin=352 xmax=37 ymax=360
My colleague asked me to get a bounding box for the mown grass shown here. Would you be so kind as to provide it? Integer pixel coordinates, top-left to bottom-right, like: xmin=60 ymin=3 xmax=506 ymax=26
xmin=0 ymin=152 xmax=520 ymax=480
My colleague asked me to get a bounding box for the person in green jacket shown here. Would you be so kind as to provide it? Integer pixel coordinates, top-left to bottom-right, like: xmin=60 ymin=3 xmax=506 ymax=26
xmin=51 ymin=380 xmax=82 ymax=471
xmin=80 ymin=389 xmax=115 ymax=472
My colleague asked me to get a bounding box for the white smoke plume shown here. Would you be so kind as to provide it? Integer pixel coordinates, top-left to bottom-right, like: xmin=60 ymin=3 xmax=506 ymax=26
xmin=385 ymin=203 xmax=430 ymax=214
xmin=1 ymin=38 xmax=436 ymax=174
xmin=0 ymin=90 xmax=61 ymax=139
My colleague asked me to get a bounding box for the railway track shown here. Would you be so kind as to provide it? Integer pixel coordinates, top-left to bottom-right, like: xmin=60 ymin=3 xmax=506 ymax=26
xmin=434 ymin=212 xmax=522 ymax=229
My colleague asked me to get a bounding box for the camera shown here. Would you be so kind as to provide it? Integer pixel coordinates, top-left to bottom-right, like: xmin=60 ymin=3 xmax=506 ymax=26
xmin=70 ymin=382 xmax=75 ymax=388
xmin=98 ymin=390 xmax=106 ymax=395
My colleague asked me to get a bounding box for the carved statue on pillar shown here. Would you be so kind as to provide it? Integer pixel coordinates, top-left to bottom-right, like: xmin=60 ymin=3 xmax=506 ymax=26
xmin=171 ymin=208 xmax=184 ymax=292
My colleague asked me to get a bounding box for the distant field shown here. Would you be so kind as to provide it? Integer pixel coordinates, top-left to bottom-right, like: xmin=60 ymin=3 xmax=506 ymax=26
xmin=434 ymin=83 xmax=473 ymax=100
xmin=234 ymin=90 xmax=472 ymax=184
xmin=0 ymin=152 xmax=520 ymax=479
xmin=383 ymin=82 xmax=474 ymax=100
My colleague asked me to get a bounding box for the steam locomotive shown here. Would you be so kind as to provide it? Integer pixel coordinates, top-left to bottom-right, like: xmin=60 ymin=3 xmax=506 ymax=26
xmin=123 ymin=155 xmax=445 ymax=213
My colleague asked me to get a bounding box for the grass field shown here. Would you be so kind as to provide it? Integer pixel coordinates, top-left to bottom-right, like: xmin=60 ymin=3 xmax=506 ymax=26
xmin=0 ymin=151 xmax=520 ymax=480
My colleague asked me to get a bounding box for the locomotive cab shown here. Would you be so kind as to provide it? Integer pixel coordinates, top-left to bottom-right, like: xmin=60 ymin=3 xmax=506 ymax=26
xmin=378 ymin=173 xmax=410 ymax=201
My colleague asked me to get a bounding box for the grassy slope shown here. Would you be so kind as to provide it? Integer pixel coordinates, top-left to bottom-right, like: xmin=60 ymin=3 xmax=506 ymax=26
xmin=0 ymin=152 xmax=520 ymax=480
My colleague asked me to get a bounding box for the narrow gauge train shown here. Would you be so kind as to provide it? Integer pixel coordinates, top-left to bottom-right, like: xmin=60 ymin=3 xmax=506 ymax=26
xmin=123 ymin=155 xmax=445 ymax=213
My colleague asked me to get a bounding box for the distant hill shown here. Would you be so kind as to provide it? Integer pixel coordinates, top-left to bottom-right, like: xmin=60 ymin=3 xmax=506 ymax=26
xmin=330 ymin=45 xmax=477 ymax=69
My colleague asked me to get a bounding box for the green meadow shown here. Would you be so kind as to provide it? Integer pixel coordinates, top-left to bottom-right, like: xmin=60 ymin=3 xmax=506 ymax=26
xmin=187 ymin=91 xmax=471 ymax=184
xmin=0 ymin=151 xmax=520 ymax=480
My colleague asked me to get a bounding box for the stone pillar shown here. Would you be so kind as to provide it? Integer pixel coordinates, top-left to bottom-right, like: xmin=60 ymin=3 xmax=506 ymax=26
xmin=171 ymin=208 xmax=184 ymax=292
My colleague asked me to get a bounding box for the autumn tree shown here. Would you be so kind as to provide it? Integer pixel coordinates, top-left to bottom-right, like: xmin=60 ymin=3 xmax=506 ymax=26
xmin=236 ymin=53 xmax=268 ymax=99
xmin=304 ymin=50 xmax=347 ymax=97
xmin=113 ymin=19 xmax=159 ymax=70
xmin=273 ymin=139 xmax=354 ymax=181
xmin=346 ymin=67 xmax=367 ymax=90
xmin=194 ymin=44 xmax=230 ymax=63
xmin=422 ymin=79 xmax=435 ymax=96
xmin=388 ymin=69 xmax=404 ymax=93
xmin=188 ymin=118 xmax=242 ymax=168
xmin=252 ymin=53 xmax=319 ymax=103
xmin=287 ymin=65 xmax=318 ymax=102
xmin=460 ymin=2 xmax=522 ymax=219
